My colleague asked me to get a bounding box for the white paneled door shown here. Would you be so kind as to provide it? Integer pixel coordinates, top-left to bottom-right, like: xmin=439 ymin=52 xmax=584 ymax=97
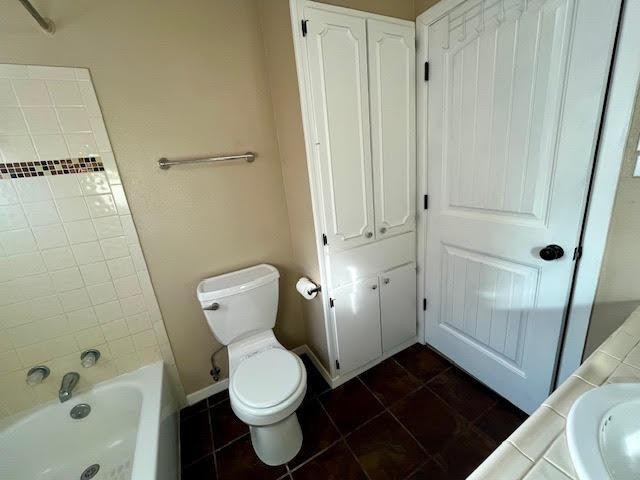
xmin=380 ymin=263 xmax=417 ymax=352
xmin=368 ymin=19 xmax=416 ymax=240
xmin=305 ymin=8 xmax=376 ymax=251
xmin=420 ymin=0 xmax=622 ymax=412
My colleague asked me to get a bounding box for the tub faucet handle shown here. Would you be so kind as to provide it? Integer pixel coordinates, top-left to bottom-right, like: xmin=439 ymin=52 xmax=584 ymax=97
xmin=26 ymin=365 xmax=50 ymax=386
xmin=80 ymin=349 xmax=101 ymax=368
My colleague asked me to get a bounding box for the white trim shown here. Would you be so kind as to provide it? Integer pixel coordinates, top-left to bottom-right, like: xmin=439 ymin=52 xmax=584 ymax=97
xmin=186 ymin=378 xmax=229 ymax=406
xmin=328 ymin=337 xmax=418 ymax=388
xmin=557 ymin=0 xmax=640 ymax=383
xmin=292 ymin=344 xmax=333 ymax=386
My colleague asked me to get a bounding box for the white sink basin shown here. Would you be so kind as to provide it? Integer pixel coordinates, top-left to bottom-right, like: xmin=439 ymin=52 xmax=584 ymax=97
xmin=567 ymin=383 xmax=640 ymax=480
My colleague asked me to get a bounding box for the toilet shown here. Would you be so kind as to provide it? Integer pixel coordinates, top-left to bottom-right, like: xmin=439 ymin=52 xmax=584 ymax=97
xmin=197 ymin=264 xmax=307 ymax=466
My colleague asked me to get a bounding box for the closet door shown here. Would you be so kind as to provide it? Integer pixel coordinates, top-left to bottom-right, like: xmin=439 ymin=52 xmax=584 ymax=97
xmin=331 ymin=276 xmax=382 ymax=374
xmin=304 ymin=8 xmax=375 ymax=251
xmin=379 ymin=263 xmax=416 ymax=352
xmin=368 ymin=19 xmax=416 ymax=239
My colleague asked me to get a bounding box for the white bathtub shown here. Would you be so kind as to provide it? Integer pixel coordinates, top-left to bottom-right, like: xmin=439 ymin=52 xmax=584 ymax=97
xmin=0 ymin=361 xmax=178 ymax=480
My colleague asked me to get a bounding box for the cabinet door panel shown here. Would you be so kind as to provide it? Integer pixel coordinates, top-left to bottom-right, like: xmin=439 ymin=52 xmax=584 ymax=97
xmin=380 ymin=263 xmax=416 ymax=352
xmin=305 ymin=8 xmax=375 ymax=251
xmin=368 ymin=19 xmax=416 ymax=239
xmin=332 ymin=276 xmax=382 ymax=374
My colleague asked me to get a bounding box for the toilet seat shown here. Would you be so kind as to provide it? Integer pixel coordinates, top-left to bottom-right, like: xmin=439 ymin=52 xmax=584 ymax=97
xmin=232 ymin=348 xmax=302 ymax=409
xmin=229 ymin=348 xmax=307 ymax=427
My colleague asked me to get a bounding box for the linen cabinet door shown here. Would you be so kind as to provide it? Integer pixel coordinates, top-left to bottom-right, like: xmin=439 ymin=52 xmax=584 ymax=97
xmin=304 ymin=8 xmax=376 ymax=251
xmin=379 ymin=263 xmax=416 ymax=352
xmin=367 ymin=19 xmax=416 ymax=239
xmin=331 ymin=276 xmax=382 ymax=374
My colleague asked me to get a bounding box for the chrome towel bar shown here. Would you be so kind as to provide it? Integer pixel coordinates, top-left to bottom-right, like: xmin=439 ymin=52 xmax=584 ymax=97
xmin=158 ymin=152 xmax=256 ymax=170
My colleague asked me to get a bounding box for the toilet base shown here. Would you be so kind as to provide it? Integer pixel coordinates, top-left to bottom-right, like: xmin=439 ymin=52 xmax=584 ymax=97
xmin=249 ymin=412 xmax=303 ymax=466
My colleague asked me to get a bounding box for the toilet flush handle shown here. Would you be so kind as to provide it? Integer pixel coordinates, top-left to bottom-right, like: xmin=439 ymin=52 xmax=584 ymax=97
xmin=204 ymin=302 xmax=220 ymax=311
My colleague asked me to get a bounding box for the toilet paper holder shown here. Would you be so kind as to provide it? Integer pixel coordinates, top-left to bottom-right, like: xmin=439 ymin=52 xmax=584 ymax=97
xmin=307 ymin=285 xmax=321 ymax=295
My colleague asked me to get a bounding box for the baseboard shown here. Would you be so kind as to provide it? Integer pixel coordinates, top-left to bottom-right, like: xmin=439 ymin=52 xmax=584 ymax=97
xmin=292 ymin=344 xmax=334 ymax=386
xmin=329 ymin=337 xmax=418 ymax=389
xmin=186 ymin=378 xmax=229 ymax=406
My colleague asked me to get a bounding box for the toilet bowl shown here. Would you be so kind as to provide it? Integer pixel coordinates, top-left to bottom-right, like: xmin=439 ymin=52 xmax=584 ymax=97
xmin=197 ymin=264 xmax=307 ymax=465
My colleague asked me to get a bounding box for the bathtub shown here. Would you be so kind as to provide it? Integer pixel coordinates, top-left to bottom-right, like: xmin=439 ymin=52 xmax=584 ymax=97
xmin=0 ymin=361 xmax=179 ymax=480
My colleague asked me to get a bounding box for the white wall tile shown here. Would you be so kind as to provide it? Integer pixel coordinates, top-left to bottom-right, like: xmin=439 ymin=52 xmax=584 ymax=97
xmin=0 ymin=180 xmax=18 ymax=205
xmin=57 ymin=107 xmax=91 ymax=133
xmin=0 ymin=135 xmax=37 ymax=163
xmin=41 ymin=246 xmax=75 ymax=271
xmin=0 ymin=205 xmax=27 ymax=230
xmin=64 ymin=219 xmax=97 ymax=244
xmin=71 ymin=241 xmax=103 ymax=265
xmin=93 ymin=300 xmax=123 ymax=324
xmin=33 ymin=224 xmax=68 ymax=250
xmin=101 ymin=319 xmax=129 ymax=341
xmin=0 ymin=79 xmax=18 ymax=106
xmin=47 ymin=175 xmax=81 ymax=198
xmin=58 ymin=288 xmax=91 ymax=313
xmin=87 ymin=282 xmax=117 ymax=305
xmin=12 ymin=79 xmax=52 ymax=106
xmin=13 ymin=177 xmax=51 ymax=203
xmin=50 ymin=267 xmax=84 ymax=292
xmin=65 ymin=133 xmax=97 ymax=157
xmin=0 ymin=229 xmax=37 ymax=254
xmin=86 ymin=194 xmax=116 ymax=218
xmin=21 ymin=107 xmax=60 ymax=134
xmin=107 ymin=257 xmax=135 ymax=279
xmin=32 ymin=134 xmax=70 ymax=160
xmin=79 ymin=262 xmax=110 ymax=286
xmin=0 ymin=65 xmax=181 ymax=419
xmin=0 ymin=108 xmax=27 ymax=134
xmin=93 ymin=216 xmax=122 ymax=239
xmin=45 ymin=80 xmax=82 ymax=106
xmin=65 ymin=307 xmax=98 ymax=331
xmin=100 ymin=236 xmax=128 ymax=259
xmin=55 ymin=197 xmax=89 ymax=222
xmin=8 ymin=252 xmax=46 ymax=277
xmin=23 ymin=200 xmax=60 ymax=226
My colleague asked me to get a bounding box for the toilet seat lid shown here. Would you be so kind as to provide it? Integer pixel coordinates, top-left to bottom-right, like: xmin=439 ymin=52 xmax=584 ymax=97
xmin=232 ymin=349 xmax=302 ymax=409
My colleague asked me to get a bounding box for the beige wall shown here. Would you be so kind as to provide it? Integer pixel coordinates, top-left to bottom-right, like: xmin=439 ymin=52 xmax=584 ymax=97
xmin=0 ymin=0 xmax=305 ymax=394
xmin=585 ymin=88 xmax=640 ymax=356
xmin=414 ymin=0 xmax=442 ymax=17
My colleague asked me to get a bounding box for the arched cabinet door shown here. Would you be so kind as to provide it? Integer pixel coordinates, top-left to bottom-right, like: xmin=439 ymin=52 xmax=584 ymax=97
xmin=367 ymin=19 xmax=416 ymax=240
xmin=304 ymin=7 xmax=376 ymax=251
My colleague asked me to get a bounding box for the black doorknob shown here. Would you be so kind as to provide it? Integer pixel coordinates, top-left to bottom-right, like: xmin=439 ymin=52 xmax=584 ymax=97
xmin=539 ymin=244 xmax=565 ymax=261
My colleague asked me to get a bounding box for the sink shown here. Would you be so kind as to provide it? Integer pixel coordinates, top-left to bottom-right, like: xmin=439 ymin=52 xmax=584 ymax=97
xmin=567 ymin=383 xmax=640 ymax=480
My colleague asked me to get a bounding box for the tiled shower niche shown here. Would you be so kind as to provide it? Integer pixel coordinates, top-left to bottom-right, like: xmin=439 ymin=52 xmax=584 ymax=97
xmin=0 ymin=64 xmax=183 ymax=421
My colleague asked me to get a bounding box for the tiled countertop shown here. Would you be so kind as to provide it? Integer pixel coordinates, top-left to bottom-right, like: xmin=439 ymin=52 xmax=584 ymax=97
xmin=470 ymin=307 xmax=640 ymax=479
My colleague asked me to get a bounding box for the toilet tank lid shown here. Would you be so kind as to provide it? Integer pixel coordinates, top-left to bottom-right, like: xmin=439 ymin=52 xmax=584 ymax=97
xmin=197 ymin=264 xmax=279 ymax=301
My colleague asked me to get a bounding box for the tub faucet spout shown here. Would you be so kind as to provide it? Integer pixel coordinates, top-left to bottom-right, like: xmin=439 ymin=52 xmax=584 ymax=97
xmin=59 ymin=372 xmax=80 ymax=403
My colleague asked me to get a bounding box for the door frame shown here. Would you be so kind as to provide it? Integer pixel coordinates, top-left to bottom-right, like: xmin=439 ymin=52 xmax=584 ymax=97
xmin=416 ymin=0 xmax=640 ymax=386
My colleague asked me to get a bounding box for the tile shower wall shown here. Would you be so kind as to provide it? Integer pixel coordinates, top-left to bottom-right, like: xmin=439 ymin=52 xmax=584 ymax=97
xmin=0 ymin=64 xmax=182 ymax=420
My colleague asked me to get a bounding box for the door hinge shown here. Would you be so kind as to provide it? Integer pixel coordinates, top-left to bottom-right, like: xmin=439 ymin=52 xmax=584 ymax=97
xmin=423 ymin=298 xmax=427 ymax=311
xmin=335 ymin=359 xmax=340 ymax=370
xmin=423 ymin=194 xmax=429 ymax=210
xmin=424 ymin=61 xmax=429 ymax=82
xmin=329 ymin=298 xmax=334 ymax=308
xmin=322 ymin=233 xmax=328 ymax=246
xmin=573 ymin=246 xmax=583 ymax=261
xmin=301 ymin=19 xmax=308 ymax=37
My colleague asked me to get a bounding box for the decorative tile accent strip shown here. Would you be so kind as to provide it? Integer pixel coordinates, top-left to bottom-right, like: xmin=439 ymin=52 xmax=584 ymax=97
xmin=0 ymin=157 xmax=104 ymax=179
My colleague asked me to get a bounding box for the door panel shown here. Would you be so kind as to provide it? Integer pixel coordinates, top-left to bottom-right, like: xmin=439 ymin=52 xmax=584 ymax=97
xmin=422 ymin=0 xmax=622 ymax=412
xmin=332 ymin=276 xmax=382 ymax=374
xmin=305 ymin=8 xmax=375 ymax=251
xmin=380 ymin=263 xmax=417 ymax=352
xmin=367 ymin=19 xmax=416 ymax=239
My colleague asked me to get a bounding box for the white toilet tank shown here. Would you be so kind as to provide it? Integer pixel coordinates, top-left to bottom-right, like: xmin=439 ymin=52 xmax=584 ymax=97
xmin=197 ymin=264 xmax=279 ymax=345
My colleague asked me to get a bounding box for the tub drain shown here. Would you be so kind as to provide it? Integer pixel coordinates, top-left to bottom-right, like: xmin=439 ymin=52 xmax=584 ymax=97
xmin=70 ymin=403 xmax=91 ymax=419
xmin=80 ymin=464 xmax=100 ymax=480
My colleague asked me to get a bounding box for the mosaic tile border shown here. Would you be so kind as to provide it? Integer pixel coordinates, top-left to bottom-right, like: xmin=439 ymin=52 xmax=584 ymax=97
xmin=0 ymin=157 xmax=104 ymax=179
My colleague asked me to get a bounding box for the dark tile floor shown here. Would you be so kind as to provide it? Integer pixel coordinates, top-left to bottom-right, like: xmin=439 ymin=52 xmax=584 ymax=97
xmin=179 ymin=344 xmax=528 ymax=480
